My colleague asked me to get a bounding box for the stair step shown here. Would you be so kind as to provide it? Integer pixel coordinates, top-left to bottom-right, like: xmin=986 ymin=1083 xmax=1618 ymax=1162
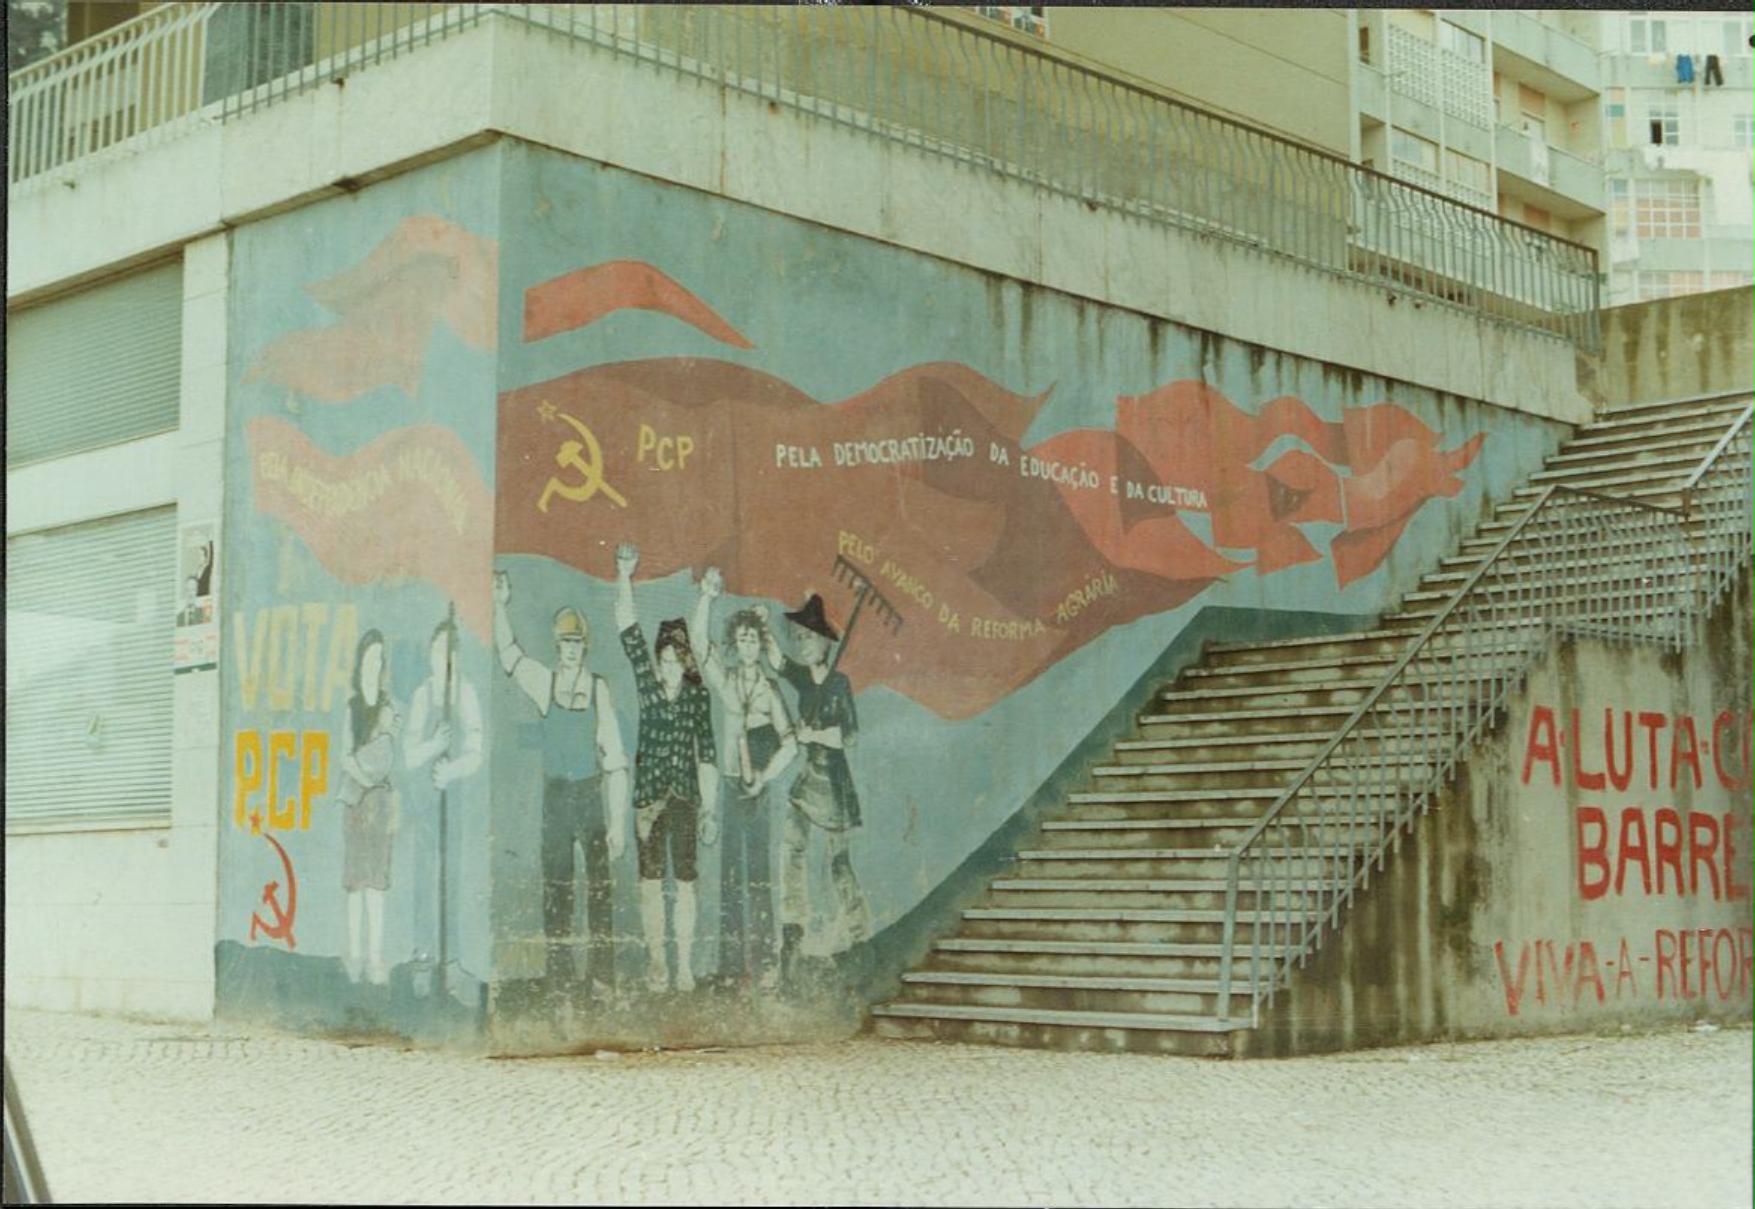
xmin=1137 ymin=706 xmax=1418 ymax=731
xmin=1529 ymin=453 xmax=1711 ymax=484
xmin=968 ymin=907 xmax=1235 ymax=923
xmin=1591 ymin=392 xmax=1750 ymax=424
xmin=935 ymin=938 xmax=1286 ymax=958
xmin=903 ymin=970 xmax=1223 ymax=994
xmin=870 ymin=1002 xmax=1247 ymax=1033
xmin=1016 ymin=848 xmax=1358 ymax=862
xmin=992 ymin=878 xmax=1309 ymax=893
xmin=1115 ymin=733 xmax=1336 ymax=754
xmin=1046 ymin=816 xmax=1325 ymax=830
xmin=1510 ymin=482 xmax=1688 ymax=503
xmin=1559 ymin=417 xmax=1745 ymax=454
xmin=1546 ymin=432 xmax=1725 ymax=466
xmin=1176 ymin=646 xmax=1531 ymax=688
xmin=1092 ymin=759 xmax=1309 ymax=776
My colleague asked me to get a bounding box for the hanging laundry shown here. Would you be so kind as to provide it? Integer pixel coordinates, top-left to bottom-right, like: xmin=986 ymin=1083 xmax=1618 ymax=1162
xmin=1676 ymin=54 xmax=1695 ymax=83
xmin=1704 ymin=54 xmax=1725 ymax=86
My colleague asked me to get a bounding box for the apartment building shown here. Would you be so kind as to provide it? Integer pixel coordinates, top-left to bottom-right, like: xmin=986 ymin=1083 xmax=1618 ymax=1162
xmin=1599 ymin=10 xmax=1755 ymax=305
xmin=1352 ymin=9 xmax=1608 ymax=260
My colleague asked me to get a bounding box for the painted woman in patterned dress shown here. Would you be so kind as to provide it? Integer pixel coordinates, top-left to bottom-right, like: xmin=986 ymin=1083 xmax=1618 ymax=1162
xmin=614 ymin=542 xmax=720 ymax=993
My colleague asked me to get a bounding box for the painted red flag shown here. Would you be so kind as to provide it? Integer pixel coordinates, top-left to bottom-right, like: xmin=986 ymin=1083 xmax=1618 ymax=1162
xmin=245 ymin=217 xmax=498 ymax=404
xmin=246 ymin=418 xmax=494 ymax=639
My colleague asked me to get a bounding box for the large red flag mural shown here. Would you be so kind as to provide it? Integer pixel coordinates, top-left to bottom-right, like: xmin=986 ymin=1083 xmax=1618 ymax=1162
xmin=495 ymin=264 xmax=1487 ymax=719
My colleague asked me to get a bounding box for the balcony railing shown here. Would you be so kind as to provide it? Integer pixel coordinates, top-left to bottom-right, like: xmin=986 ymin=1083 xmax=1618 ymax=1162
xmin=8 ymin=2 xmax=1601 ymax=349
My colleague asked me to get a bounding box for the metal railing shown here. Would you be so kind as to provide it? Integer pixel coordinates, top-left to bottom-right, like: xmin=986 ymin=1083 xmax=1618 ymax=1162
xmin=6 ymin=1 xmax=213 ymax=184
xmin=8 ymin=3 xmax=1601 ymax=348
xmin=1215 ymin=399 xmax=1755 ymax=1025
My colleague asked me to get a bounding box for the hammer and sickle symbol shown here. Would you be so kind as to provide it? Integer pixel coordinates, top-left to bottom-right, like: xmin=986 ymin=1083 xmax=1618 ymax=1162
xmin=249 ymin=832 xmax=299 ymax=950
xmin=539 ymin=412 xmax=629 ymax=513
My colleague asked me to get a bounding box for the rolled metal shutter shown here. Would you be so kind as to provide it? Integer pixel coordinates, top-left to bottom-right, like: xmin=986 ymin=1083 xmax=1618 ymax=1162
xmin=5 ymin=259 xmax=182 ymax=468
xmin=5 ymin=507 xmax=178 ymax=831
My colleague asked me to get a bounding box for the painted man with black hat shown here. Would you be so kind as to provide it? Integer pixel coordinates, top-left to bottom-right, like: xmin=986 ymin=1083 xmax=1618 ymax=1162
xmin=763 ymin=591 xmax=871 ymax=984
xmin=614 ymin=542 xmax=720 ymax=994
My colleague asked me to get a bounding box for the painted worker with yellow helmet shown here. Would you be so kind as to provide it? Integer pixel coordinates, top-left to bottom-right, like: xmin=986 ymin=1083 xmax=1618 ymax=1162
xmin=493 ymin=571 xmax=630 ymax=998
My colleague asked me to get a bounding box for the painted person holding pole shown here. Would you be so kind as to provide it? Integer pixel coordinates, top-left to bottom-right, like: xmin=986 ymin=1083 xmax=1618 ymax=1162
xmin=403 ymin=610 xmax=483 ymax=996
xmin=764 ymin=593 xmax=871 ymax=985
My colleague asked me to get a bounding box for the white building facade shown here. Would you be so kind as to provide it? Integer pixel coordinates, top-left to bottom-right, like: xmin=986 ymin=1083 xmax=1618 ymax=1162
xmin=1600 ymin=10 xmax=1755 ymax=305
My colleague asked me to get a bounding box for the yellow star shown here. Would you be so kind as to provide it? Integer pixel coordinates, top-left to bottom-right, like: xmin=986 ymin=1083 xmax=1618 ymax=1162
xmin=248 ymin=809 xmax=264 ymax=836
xmin=537 ymin=400 xmax=557 ymax=423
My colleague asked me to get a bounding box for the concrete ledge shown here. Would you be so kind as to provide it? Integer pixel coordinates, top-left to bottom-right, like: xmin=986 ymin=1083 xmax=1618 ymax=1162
xmin=10 ymin=14 xmax=1589 ymax=424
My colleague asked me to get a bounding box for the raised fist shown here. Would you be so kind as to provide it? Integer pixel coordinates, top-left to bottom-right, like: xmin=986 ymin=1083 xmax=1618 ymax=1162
xmin=615 ymin=542 xmax=640 ymax=579
xmin=493 ymin=571 xmax=511 ymax=605
xmin=701 ymin=567 xmax=724 ymax=599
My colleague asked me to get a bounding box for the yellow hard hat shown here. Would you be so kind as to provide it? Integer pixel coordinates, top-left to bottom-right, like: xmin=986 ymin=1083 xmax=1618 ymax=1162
xmin=552 ymin=607 xmax=588 ymax=641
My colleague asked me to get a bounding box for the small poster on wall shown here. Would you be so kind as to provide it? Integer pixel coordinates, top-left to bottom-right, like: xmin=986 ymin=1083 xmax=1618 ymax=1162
xmin=173 ymin=521 xmax=218 ymax=674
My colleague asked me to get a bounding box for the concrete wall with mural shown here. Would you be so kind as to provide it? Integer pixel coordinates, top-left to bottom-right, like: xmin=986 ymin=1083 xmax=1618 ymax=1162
xmin=213 ymin=137 xmax=1573 ymax=1047
xmin=1252 ymin=575 xmax=1753 ymax=1056
xmin=217 ymin=147 xmax=502 ymax=1043
xmin=480 ymin=140 xmax=1567 ymax=1046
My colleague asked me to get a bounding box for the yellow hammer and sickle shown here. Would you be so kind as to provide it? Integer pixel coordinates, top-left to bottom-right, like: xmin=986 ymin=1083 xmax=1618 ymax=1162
xmin=539 ymin=412 xmax=629 ymax=512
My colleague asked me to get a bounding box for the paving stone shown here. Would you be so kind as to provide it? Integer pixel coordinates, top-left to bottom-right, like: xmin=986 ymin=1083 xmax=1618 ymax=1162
xmin=3 ymin=1009 xmax=1749 ymax=1207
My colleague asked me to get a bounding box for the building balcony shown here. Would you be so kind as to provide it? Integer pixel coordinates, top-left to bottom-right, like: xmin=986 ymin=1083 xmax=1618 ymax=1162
xmin=1495 ymin=124 xmax=1606 ymax=218
xmin=1603 ymin=53 xmax=1755 ymax=93
xmin=1489 ymin=12 xmax=1600 ymax=100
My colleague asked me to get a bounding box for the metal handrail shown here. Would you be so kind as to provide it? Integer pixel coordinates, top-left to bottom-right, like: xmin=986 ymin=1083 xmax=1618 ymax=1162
xmin=907 ymin=6 xmax=1596 ymax=259
xmin=1682 ymin=404 xmax=1754 ymax=498
xmin=6 ymin=1 xmax=212 ymax=90
xmin=1214 ymin=398 xmax=1754 ymax=1024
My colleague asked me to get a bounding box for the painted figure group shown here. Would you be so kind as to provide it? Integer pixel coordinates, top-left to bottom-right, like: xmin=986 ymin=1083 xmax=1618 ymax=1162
xmin=335 ymin=617 xmax=483 ymax=986
xmin=492 ymin=541 xmax=870 ymax=997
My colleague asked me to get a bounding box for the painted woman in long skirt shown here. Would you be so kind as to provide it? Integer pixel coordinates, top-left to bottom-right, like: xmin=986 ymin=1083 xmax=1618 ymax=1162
xmin=338 ymin=628 xmax=401 ymax=985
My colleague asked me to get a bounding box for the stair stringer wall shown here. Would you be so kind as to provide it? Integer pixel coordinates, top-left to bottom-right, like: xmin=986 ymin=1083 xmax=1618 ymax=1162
xmin=1237 ymin=570 xmax=1754 ymax=1058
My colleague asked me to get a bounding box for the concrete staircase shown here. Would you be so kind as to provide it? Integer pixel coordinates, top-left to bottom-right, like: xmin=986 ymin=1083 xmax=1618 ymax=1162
xmin=871 ymin=390 xmax=1753 ymax=1056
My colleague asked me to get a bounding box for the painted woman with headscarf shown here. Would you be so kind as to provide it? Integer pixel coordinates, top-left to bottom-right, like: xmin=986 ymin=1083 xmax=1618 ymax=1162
xmin=338 ymin=628 xmax=401 ymax=985
xmin=613 ymin=542 xmax=719 ymax=994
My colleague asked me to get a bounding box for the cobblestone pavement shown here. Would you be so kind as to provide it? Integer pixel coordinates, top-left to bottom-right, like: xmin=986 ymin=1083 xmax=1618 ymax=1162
xmin=4 ymin=1008 xmax=1749 ymax=1207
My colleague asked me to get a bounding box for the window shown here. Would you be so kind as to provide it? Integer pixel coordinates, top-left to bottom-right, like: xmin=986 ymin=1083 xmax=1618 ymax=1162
xmin=1648 ymin=105 xmax=1680 ymax=146
xmin=1359 ymin=23 xmax=1372 ymax=65
xmin=1710 ymin=271 xmax=1754 ymax=290
xmin=5 ymin=507 xmax=178 ymax=832
xmin=1440 ymin=21 xmax=1485 ymax=64
xmin=1636 ymin=270 xmax=1705 ymax=301
xmin=1446 ymin=150 xmax=1491 ymax=196
xmin=1633 ymin=180 xmax=1702 ymax=238
xmin=1608 ymin=179 xmax=1631 ymax=234
xmin=1734 ymin=114 xmax=1754 ymax=149
xmin=975 ymin=6 xmax=1047 ymax=39
xmin=1727 ymin=19 xmax=1754 ymax=57
xmin=1391 ymin=128 xmax=1439 ymax=173
xmin=1629 ymin=17 xmax=1667 ymax=54
xmin=5 ymin=260 xmax=183 ymax=468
